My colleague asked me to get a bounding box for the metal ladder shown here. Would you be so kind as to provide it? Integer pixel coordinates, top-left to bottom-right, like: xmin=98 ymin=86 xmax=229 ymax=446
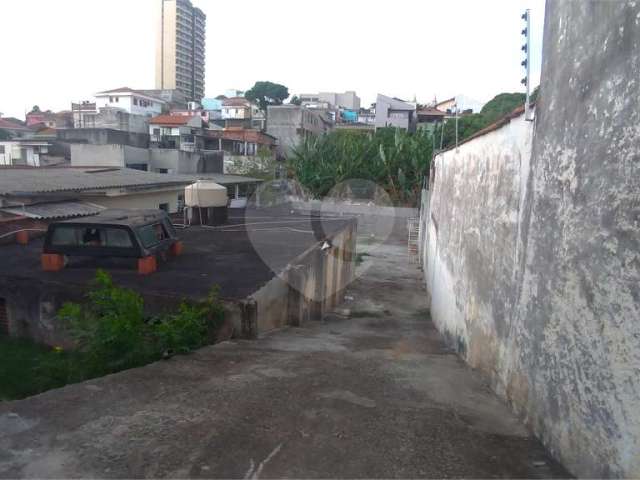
xmin=407 ymin=217 xmax=420 ymax=263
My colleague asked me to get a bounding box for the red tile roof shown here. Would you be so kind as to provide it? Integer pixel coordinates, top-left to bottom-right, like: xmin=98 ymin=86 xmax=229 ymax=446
xmin=149 ymin=115 xmax=193 ymax=126
xmin=417 ymin=107 xmax=447 ymax=117
xmin=222 ymin=97 xmax=250 ymax=107
xmin=217 ymin=128 xmax=276 ymax=145
xmin=0 ymin=118 xmax=30 ymax=131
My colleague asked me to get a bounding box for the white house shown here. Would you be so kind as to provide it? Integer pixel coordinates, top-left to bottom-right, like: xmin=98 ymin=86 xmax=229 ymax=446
xmin=221 ymin=97 xmax=252 ymax=120
xmin=94 ymin=87 xmax=166 ymax=117
xmin=0 ymin=140 xmax=51 ymax=167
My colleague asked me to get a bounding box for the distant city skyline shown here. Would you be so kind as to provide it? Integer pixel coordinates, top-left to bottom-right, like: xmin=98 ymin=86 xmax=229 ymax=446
xmin=0 ymin=0 xmax=544 ymax=118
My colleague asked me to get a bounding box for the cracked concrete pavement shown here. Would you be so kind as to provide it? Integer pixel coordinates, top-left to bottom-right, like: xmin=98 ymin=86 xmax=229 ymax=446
xmin=0 ymin=240 xmax=570 ymax=478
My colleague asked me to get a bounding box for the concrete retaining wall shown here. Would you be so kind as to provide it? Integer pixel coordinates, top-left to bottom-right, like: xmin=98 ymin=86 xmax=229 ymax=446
xmin=420 ymin=1 xmax=640 ymax=477
xmin=1 ymin=219 xmax=357 ymax=347
xmin=247 ymin=220 xmax=357 ymax=335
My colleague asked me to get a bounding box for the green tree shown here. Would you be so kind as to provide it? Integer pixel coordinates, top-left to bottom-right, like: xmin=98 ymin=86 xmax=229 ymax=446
xmin=245 ymin=81 xmax=289 ymax=112
xmin=31 ymin=105 xmax=41 ymax=113
xmin=530 ymin=85 xmax=540 ymax=104
xmin=289 ymin=95 xmax=302 ymax=106
xmin=433 ymin=92 xmax=528 ymax=150
xmin=479 ymin=92 xmax=526 ymax=123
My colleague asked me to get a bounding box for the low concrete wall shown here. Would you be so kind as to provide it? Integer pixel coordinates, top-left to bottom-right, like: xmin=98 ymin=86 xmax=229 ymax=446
xmin=248 ymin=219 xmax=357 ymax=335
xmin=58 ymin=129 xmax=150 ymax=148
xmin=421 ymin=1 xmax=640 ymax=477
xmin=0 ymin=219 xmax=357 ymax=346
xmin=149 ymin=149 xmax=201 ymax=174
xmin=71 ymin=144 xmax=150 ymax=168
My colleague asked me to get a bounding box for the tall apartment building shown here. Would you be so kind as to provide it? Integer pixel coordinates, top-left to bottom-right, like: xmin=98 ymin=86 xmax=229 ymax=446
xmin=156 ymin=0 xmax=206 ymax=102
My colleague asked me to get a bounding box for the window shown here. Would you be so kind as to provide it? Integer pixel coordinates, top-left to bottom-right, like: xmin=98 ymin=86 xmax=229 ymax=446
xmin=115 ymin=97 xmax=119 ymax=103
xmin=51 ymin=226 xmax=78 ymax=246
xmin=137 ymin=223 xmax=168 ymax=248
xmin=0 ymin=146 xmax=4 ymax=154
xmin=50 ymin=226 xmax=133 ymax=248
xmin=0 ymin=297 xmax=8 ymax=336
xmin=153 ymin=128 xmax=160 ymax=136
xmin=109 ymin=96 xmax=114 ymax=102
xmin=133 ymin=98 xmax=139 ymax=106
xmin=158 ymin=203 xmax=169 ymax=212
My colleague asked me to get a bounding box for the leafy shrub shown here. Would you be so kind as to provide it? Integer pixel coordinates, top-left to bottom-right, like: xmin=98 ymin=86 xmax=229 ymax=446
xmin=152 ymin=287 xmax=225 ymax=354
xmin=57 ymin=270 xmax=225 ymax=377
xmin=59 ymin=270 xmax=153 ymax=375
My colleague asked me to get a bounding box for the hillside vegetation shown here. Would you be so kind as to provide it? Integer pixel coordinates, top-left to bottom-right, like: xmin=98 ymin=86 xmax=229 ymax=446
xmin=289 ymin=91 xmax=530 ymax=206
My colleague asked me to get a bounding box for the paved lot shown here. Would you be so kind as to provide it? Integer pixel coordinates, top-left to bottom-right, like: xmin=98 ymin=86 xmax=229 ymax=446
xmin=0 ymin=241 xmax=570 ymax=478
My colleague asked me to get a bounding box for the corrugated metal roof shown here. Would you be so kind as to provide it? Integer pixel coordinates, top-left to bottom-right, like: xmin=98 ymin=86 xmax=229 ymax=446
xmin=0 ymin=167 xmax=262 ymax=196
xmin=1 ymin=201 xmax=104 ymax=219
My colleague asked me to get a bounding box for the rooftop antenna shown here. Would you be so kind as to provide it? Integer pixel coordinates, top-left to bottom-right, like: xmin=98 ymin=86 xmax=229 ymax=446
xmin=521 ymin=9 xmax=534 ymax=121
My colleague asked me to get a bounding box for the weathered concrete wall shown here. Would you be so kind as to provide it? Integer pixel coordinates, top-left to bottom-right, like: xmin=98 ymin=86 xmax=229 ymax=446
xmin=421 ymin=1 xmax=640 ymax=477
xmin=84 ymin=189 xmax=184 ymax=213
xmin=266 ymin=106 xmax=329 ymax=158
xmin=423 ymin=107 xmax=533 ymax=382
xmin=250 ymin=220 xmax=357 ymax=335
xmin=510 ymin=1 xmax=640 ymax=476
xmin=58 ymin=129 xmax=150 ymax=148
xmin=148 ymin=149 xmax=202 ymax=174
xmin=71 ymin=144 xmax=150 ymax=169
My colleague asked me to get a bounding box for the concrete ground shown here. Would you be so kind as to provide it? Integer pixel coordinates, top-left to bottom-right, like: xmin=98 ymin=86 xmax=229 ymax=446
xmin=0 ymin=240 xmax=570 ymax=478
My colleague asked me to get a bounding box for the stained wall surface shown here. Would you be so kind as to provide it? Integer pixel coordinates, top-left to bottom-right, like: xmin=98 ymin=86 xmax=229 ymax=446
xmin=421 ymin=1 xmax=640 ymax=477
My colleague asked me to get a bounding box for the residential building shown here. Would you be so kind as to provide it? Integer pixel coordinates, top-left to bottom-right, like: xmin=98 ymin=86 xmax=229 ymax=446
xmin=139 ymin=89 xmax=188 ymax=110
xmin=206 ymin=127 xmax=275 ymax=155
xmin=0 ymin=116 xmax=31 ymax=138
xmin=266 ymin=105 xmax=332 ymax=158
xmin=358 ymin=108 xmax=376 ymax=126
xmin=25 ymin=110 xmax=72 ymax=129
xmin=72 ymin=103 xmax=150 ymax=134
xmin=216 ymin=98 xmax=265 ymax=130
xmin=416 ymin=107 xmax=446 ymax=132
xmin=221 ymin=97 xmax=251 ymax=120
xmin=65 ymin=110 xmax=220 ymax=175
xmin=0 ymin=140 xmax=52 ymax=167
xmin=0 ymin=167 xmax=193 ymax=215
xmin=149 ymin=114 xmax=206 ymax=152
xmin=94 ymin=87 xmax=166 ymax=117
xmin=71 ymin=101 xmax=98 ymax=128
xmin=0 ymin=167 xmax=260 ymax=220
xmin=205 ymin=127 xmax=276 ymax=174
xmin=156 ymin=0 xmax=206 ymax=102
xmin=374 ymin=94 xmax=417 ymax=131
xmin=201 ymin=98 xmax=223 ymax=120
xmin=299 ymin=91 xmax=361 ymax=110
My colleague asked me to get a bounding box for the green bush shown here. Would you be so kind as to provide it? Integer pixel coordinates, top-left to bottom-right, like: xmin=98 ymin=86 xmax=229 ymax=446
xmin=0 ymin=273 xmax=226 ymax=400
xmin=152 ymin=287 xmax=225 ymax=354
xmin=57 ymin=270 xmax=225 ymax=377
xmin=59 ymin=270 xmax=153 ymax=375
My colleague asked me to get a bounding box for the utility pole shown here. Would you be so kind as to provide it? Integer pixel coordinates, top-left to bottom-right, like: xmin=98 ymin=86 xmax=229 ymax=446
xmin=521 ymin=9 xmax=533 ymax=121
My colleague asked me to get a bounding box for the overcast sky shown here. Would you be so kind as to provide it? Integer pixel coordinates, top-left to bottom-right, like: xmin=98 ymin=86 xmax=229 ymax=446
xmin=0 ymin=0 xmax=544 ymax=118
